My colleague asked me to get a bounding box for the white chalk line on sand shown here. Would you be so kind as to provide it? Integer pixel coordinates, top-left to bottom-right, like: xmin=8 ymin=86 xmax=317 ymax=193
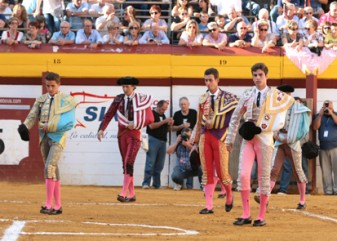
xmin=0 ymin=221 xmax=25 ymax=241
xmin=284 ymin=208 xmax=337 ymax=223
xmin=0 ymin=219 xmax=199 ymax=239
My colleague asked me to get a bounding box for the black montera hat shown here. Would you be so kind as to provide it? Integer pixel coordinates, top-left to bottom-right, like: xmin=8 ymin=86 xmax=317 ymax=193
xmin=117 ymin=76 xmax=139 ymax=85
xmin=18 ymin=124 xmax=30 ymax=141
xmin=277 ymin=84 xmax=294 ymax=93
xmin=239 ymin=121 xmax=262 ymax=141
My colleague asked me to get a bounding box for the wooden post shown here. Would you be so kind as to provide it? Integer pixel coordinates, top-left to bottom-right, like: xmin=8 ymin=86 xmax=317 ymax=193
xmin=306 ymin=73 xmax=317 ymax=193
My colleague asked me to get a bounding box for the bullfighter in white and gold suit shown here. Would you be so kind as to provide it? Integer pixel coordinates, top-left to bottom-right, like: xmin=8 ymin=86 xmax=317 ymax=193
xmin=226 ymin=63 xmax=294 ymax=227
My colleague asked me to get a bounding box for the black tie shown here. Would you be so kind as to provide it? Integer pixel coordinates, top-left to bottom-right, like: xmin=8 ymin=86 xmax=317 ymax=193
xmin=126 ymin=97 xmax=131 ymax=120
xmin=211 ymin=95 xmax=215 ymax=110
xmin=256 ymin=92 xmax=261 ymax=107
xmin=48 ymin=97 xmax=54 ymax=120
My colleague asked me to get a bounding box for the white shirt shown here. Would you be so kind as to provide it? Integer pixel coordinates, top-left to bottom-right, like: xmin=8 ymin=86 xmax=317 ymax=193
xmin=254 ymin=86 xmax=269 ymax=107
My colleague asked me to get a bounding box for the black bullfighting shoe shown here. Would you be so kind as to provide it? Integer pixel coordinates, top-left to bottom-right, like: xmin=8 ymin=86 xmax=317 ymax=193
xmin=233 ymin=217 xmax=252 ymax=225
xmin=49 ymin=207 xmax=63 ymax=215
xmin=199 ymin=208 xmax=214 ymax=214
xmin=253 ymin=219 xmax=266 ymax=227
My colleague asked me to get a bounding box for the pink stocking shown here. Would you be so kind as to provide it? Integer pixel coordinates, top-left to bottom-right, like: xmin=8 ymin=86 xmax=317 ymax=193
xmin=204 ymin=182 xmax=216 ymax=210
xmin=53 ymin=181 xmax=61 ymax=210
xmin=120 ymin=174 xmax=131 ymax=197
xmin=257 ymin=194 xmax=268 ymax=221
xmin=240 ymin=190 xmax=250 ymax=218
xmin=297 ymin=182 xmax=306 ymax=205
xmin=127 ymin=176 xmax=135 ymax=198
xmin=45 ymin=179 xmax=55 ymax=209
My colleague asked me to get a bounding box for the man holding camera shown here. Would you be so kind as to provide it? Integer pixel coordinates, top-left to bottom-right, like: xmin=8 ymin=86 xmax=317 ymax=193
xmin=313 ymin=100 xmax=337 ymax=195
xmin=167 ymin=128 xmax=201 ymax=191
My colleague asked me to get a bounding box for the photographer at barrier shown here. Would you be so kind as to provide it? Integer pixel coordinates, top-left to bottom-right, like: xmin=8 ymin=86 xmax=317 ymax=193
xmin=313 ymin=100 xmax=337 ymax=195
xmin=167 ymin=128 xmax=201 ymax=191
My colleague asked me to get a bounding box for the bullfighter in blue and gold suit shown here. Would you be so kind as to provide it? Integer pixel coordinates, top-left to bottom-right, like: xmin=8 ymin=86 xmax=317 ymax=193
xmin=20 ymin=72 xmax=78 ymax=215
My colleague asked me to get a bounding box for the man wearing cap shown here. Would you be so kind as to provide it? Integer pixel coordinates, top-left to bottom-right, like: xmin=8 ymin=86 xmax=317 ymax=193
xmin=193 ymin=67 xmax=238 ymax=214
xmin=257 ymin=85 xmax=311 ymax=210
xmin=226 ymin=63 xmax=294 ymax=226
xmin=97 ymin=77 xmax=154 ymax=202
xmin=202 ymin=22 xmax=228 ymax=50
xmin=19 ymin=72 xmax=78 ymax=215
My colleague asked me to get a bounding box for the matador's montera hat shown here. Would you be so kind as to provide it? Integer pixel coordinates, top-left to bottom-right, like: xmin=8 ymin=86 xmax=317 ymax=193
xmin=117 ymin=76 xmax=139 ymax=85
xmin=277 ymin=84 xmax=294 ymax=93
xmin=239 ymin=121 xmax=262 ymax=141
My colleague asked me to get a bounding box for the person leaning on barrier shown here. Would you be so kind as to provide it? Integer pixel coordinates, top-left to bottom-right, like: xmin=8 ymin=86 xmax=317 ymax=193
xmin=282 ymin=20 xmax=304 ymax=51
xmin=103 ymin=21 xmax=124 ymax=45
xmin=21 ymin=20 xmax=46 ymax=48
xmin=139 ymin=22 xmax=170 ymax=45
xmin=75 ymin=19 xmax=103 ymax=48
xmin=49 ymin=21 xmax=75 ymax=46
xmin=178 ymin=19 xmax=203 ymax=47
xmin=202 ymin=21 xmax=227 ymax=50
xmin=228 ymin=21 xmax=252 ymax=48
xmin=123 ymin=21 xmax=141 ymax=46
xmin=251 ymin=20 xmax=278 ymax=53
xmin=1 ymin=17 xmax=23 ymax=45
xmin=324 ymin=22 xmax=337 ymax=50
xmin=313 ymin=100 xmax=337 ymax=195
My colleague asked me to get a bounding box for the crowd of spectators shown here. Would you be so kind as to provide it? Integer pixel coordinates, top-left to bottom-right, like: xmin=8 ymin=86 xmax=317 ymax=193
xmin=0 ymin=0 xmax=337 ymax=51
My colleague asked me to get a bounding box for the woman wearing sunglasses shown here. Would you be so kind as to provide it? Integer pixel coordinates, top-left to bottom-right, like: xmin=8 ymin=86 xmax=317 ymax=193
xmin=178 ymin=19 xmax=203 ymax=47
xmin=202 ymin=21 xmax=227 ymax=50
xmin=282 ymin=20 xmax=304 ymax=51
xmin=325 ymin=22 xmax=337 ymax=51
xmin=124 ymin=22 xmax=141 ymax=46
xmin=142 ymin=5 xmax=168 ymax=33
xmin=303 ymin=19 xmax=324 ymax=56
xmin=299 ymin=6 xmax=319 ymax=35
xmin=252 ymin=20 xmax=278 ymax=53
xmin=103 ymin=21 xmax=123 ymax=45
xmin=1 ymin=17 xmax=24 ymax=45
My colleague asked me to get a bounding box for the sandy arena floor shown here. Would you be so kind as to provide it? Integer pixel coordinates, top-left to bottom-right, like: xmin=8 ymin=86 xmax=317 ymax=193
xmin=0 ymin=182 xmax=336 ymax=241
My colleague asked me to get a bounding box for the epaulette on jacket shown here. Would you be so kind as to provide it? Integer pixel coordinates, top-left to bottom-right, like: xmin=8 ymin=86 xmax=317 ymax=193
xmin=114 ymin=94 xmax=124 ymax=103
xmin=199 ymin=93 xmax=208 ymax=104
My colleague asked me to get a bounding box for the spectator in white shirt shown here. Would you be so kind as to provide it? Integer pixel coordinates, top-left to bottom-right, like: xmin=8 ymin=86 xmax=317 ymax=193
xmin=202 ymin=21 xmax=227 ymax=50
